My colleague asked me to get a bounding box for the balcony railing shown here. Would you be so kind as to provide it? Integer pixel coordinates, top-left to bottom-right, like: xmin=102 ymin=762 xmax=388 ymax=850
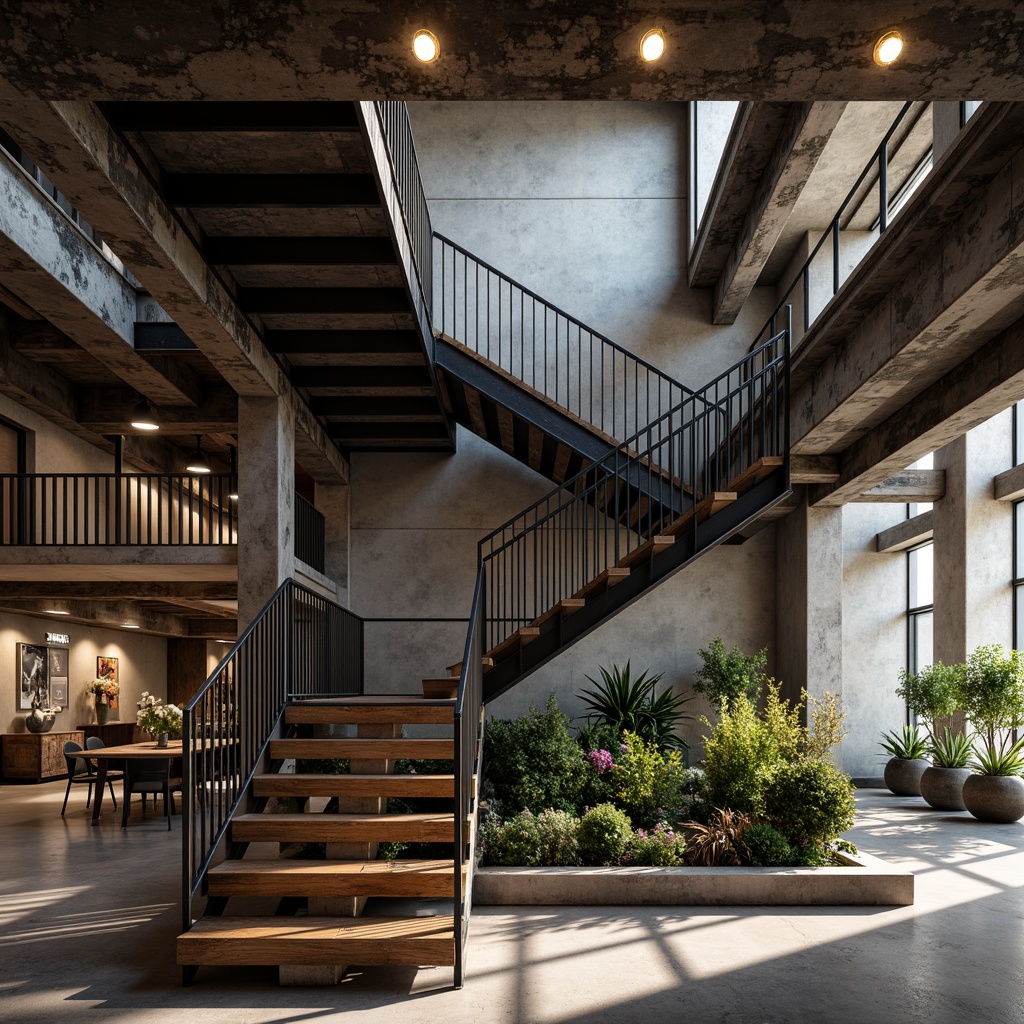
xmin=0 ymin=473 xmax=237 ymax=546
xmin=294 ymin=493 xmax=325 ymax=573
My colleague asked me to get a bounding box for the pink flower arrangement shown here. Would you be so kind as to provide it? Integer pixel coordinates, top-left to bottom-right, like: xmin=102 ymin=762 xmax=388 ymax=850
xmin=588 ymin=748 xmax=615 ymax=773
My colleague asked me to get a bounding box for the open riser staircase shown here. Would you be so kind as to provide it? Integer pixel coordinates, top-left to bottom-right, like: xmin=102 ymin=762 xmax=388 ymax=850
xmin=176 ymin=101 xmax=791 ymax=992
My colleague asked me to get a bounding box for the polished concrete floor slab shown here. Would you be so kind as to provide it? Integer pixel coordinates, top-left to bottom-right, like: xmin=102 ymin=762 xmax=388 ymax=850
xmin=1 ymin=785 xmax=1021 ymax=1023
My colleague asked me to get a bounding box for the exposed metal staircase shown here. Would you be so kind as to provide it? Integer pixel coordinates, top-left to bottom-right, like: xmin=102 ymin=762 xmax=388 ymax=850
xmin=175 ymin=100 xmax=791 ymax=992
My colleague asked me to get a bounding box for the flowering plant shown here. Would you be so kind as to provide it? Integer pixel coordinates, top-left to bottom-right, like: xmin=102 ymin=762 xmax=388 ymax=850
xmin=587 ymin=748 xmax=615 ymax=773
xmin=137 ymin=691 xmax=183 ymax=735
xmin=86 ymin=678 xmax=119 ymax=700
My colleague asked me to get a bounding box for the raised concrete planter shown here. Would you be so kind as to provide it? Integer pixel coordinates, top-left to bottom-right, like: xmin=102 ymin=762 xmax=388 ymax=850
xmin=474 ymin=851 xmax=913 ymax=907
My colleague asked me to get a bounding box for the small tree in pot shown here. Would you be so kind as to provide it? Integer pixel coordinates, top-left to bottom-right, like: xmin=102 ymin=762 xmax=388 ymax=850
xmin=960 ymin=645 xmax=1024 ymax=823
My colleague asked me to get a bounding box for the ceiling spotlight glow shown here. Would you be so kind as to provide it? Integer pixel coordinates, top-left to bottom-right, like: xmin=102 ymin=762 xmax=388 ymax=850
xmin=185 ymin=434 xmax=212 ymax=474
xmin=46 ymin=608 xmax=70 ymax=616
xmin=121 ymin=623 xmax=140 ymax=629
xmin=639 ymin=28 xmax=666 ymax=62
xmin=130 ymin=397 xmax=159 ymax=431
xmin=873 ymin=30 xmax=904 ymax=66
xmin=413 ymin=29 xmax=440 ymax=63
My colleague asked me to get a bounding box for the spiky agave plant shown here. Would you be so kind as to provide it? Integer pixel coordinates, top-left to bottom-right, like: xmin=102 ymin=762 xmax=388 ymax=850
xmin=929 ymin=727 xmax=972 ymax=769
xmin=879 ymin=725 xmax=928 ymax=760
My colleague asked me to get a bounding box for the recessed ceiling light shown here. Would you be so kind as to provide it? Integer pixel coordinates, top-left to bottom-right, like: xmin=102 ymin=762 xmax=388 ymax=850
xmin=121 ymin=623 xmax=140 ymax=629
xmin=639 ymin=28 xmax=666 ymax=63
xmin=46 ymin=608 xmax=70 ymax=616
xmin=412 ymin=29 xmax=440 ymax=63
xmin=873 ymin=30 xmax=904 ymax=66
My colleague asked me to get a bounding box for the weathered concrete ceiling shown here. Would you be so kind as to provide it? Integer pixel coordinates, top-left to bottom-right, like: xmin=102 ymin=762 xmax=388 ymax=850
xmin=0 ymin=2 xmax=1021 ymax=101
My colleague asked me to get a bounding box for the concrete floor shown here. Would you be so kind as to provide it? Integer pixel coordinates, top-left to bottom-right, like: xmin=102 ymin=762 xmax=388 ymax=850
xmin=1 ymin=785 xmax=1022 ymax=1024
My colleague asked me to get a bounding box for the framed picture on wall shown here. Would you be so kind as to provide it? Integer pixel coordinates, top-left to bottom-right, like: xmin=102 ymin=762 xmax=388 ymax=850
xmin=97 ymin=656 xmax=119 ymax=709
xmin=48 ymin=647 xmax=68 ymax=679
xmin=18 ymin=643 xmax=48 ymax=710
xmin=50 ymin=678 xmax=69 ymax=709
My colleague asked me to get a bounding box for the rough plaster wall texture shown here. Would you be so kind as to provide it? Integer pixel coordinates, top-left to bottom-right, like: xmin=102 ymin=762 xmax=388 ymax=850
xmin=841 ymin=503 xmax=908 ymax=778
xmin=0 ymin=608 xmax=166 ymax=733
xmin=411 ymin=101 xmax=776 ymax=394
xmin=237 ymin=395 xmax=295 ymax=629
xmin=774 ymin=499 xmax=809 ymax=708
xmin=488 ymin=527 xmax=777 ymax=762
xmin=0 ymin=393 xmax=114 ymax=475
xmin=933 ymin=410 xmax=1013 ymax=664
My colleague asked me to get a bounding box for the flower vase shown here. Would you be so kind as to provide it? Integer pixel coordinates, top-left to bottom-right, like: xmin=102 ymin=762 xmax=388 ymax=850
xmin=95 ymin=698 xmax=109 ymax=725
xmin=156 ymin=733 xmax=169 ymax=748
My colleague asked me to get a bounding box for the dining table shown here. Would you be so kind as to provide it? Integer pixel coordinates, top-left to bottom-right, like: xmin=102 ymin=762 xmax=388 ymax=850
xmin=84 ymin=739 xmax=183 ymax=825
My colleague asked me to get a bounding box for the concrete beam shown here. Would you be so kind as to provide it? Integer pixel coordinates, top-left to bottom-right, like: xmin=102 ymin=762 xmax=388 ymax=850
xmin=0 ymin=598 xmax=191 ymax=637
xmin=712 ymin=102 xmax=846 ymax=325
xmin=811 ymin=314 xmax=1024 ymax=506
xmin=0 ymin=580 xmax=236 ymax=600
xmin=688 ymin=102 xmax=791 ymax=288
xmin=188 ymin=618 xmax=239 ymax=639
xmin=0 ymin=145 xmax=204 ymax=405
xmin=78 ymin=385 xmax=238 ymax=434
xmin=994 ymin=462 xmax=1024 ymax=502
xmin=0 ymin=547 xmax=236 ymax=581
xmin=875 ymin=510 xmax=934 ymax=553
xmin=858 ymin=470 xmax=945 ymax=504
xmin=0 ymin=93 xmax=347 ymax=483
xmin=790 ymin=454 xmax=839 ymax=484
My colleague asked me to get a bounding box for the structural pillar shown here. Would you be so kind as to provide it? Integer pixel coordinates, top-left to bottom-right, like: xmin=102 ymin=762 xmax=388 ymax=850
xmin=316 ymin=481 xmax=350 ymax=606
xmin=932 ymin=412 xmax=1013 ymax=666
xmin=775 ymin=490 xmax=844 ymax=763
xmin=237 ymin=396 xmax=295 ymax=630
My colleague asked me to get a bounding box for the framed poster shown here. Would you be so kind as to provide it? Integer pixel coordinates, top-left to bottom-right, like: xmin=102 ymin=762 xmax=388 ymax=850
xmin=97 ymin=655 xmax=119 ymax=709
xmin=50 ymin=678 xmax=69 ymax=709
xmin=18 ymin=643 xmax=48 ymax=710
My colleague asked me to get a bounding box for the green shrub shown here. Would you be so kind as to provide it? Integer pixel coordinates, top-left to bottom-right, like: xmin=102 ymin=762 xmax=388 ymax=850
xmin=896 ymin=662 xmax=964 ymax=734
xmin=962 ymin=644 xmax=1024 ymax=747
xmin=763 ymin=759 xmax=856 ymax=848
xmin=578 ymin=803 xmax=633 ymax=865
xmin=742 ymin=823 xmax=793 ymax=867
xmin=624 ymin=821 xmax=686 ymax=866
xmin=701 ymin=697 xmax=781 ymax=815
xmin=484 ymin=695 xmax=591 ymax=814
xmin=693 ymin=637 xmax=768 ymax=711
xmin=479 ymin=809 xmax=581 ymax=866
xmin=577 ymin=720 xmax=622 ymax=755
xmin=611 ymin=732 xmax=689 ymax=827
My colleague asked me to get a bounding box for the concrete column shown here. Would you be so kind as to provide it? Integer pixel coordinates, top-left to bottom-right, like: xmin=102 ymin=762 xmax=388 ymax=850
xmin=775 ymin=490 xmax=844 ymax=762
xmin=932 ymin=412 xmax=1013 ymax=666
xmin=316 ymin=481 xmax=349 ymax=606
xmin=237 ymin=396 xmax=294 ymax=629
xmin=932 ymin=102 xmax=963 ymax=163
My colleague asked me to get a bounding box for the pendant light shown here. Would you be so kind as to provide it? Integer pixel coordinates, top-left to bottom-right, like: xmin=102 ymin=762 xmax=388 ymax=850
xmin=185 ymin=434 xmax=211 ymax=474
xmin=130 ymin=397 xmax=159 ymax=431
xmin=228 ymin=444 xmax=239 ymax=501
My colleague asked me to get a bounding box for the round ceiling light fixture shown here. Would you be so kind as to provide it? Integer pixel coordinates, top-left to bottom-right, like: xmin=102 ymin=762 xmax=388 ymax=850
xmin=412 ymin=29 xmax=440 ymax=63
xmin=873 ymin=30 xmax=904 ymax=66
xmin=639 ymin=28 xmax=666 ymax=63
xmin=130 ymin=397 xmax=159 ymax=431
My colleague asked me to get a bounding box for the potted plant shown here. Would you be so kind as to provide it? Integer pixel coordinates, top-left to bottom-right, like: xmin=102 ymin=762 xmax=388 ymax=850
xmin=136 ymin=691 xmax=183 ymax=747
xmin=896 ymin=661 xmax=964 ymax=736
xmin=958 ymin=644 xmax=1024 ymax=822
xmin=919 ymin=727 xmax=973 ymax=811
xmin=879 ymin=725 xmax=930 ymax=796
xmin=962 ymin=737 xmax=1024 ymax=823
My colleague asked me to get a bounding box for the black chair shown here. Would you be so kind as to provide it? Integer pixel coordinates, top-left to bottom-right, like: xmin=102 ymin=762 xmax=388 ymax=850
xmin=61 ymin=740 xmax=119 ymax=816
xmin=121 ymin=759 xmax=182 ymax=831
xmin=84 ymin=735 xmax=125 ymax=795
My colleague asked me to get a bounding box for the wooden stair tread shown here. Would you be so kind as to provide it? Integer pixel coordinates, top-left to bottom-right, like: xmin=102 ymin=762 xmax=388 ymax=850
xmin=446 ymin=656 xmax=494 ymax=678
xmin=530 ymin=598 xmax=585 ymax=628
xmin=664 ymin=491 xmax=737 ymax=537
xmin=616 ymin=535 xmax=675 ymax=570
xmin=177 ymin=914 xmax=456 ymax=967
xmin=571 ymin=567 xmax=630 ymax=602
xmin=270 ymin=738 xmax=454 ymax=760
xmin=207 ymin=858 xmax=461 ymax=898
xmin=287 ymin=699 xmax=454 ymax=726
xmin=231 ymin=812 xmax=466 ymax=843
xmin=253 ymin=773 xmax=455 ymax=798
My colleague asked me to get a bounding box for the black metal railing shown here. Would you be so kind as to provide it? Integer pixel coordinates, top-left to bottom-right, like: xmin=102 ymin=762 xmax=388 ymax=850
xmin=361 ymin=101 xmax=434 ymax=359
xmin=752 ymin=101 xmax=931 ymax=351
xmin=434 ymin=234 xmax=693 ymax=443
xmin=477 ymin=330 xmax=789 ymax=653
xmin=0 ymin=473 xmax=237 ymax=545
xmin=181 ymin=579 xmax=363 ymax=936
xmin=453 ymin=570 xmax=484 ymax=990
xmin=294 ymin=493 xmax=325 ymax=573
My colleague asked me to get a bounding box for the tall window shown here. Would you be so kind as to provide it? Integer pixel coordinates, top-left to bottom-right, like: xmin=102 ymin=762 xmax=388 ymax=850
xmin=1014 ymin=404 xmax=1024 ymax=650
xmin=908 ymin=541 xmax=934 ymax=676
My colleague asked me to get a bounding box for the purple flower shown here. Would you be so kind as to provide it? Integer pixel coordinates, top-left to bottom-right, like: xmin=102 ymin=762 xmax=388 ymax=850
xmin=588 ymin=748 xmax=615 ymax=773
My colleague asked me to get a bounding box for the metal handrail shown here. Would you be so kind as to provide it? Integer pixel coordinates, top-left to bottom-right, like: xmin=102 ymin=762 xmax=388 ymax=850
xmin=294 ymin=493 xmax=325 ymax=573
xmin=181 ymin=579 xmax=364 ymax=939
xmin=0 ymin=472 xmax=236 ymax=546
xmin=477 ymin=330 xmax=789 ymax=654
xmin=751 ymin=101 xmax=926 ymax=351
xmin=434 ymin=233 xmax=696 ymax=442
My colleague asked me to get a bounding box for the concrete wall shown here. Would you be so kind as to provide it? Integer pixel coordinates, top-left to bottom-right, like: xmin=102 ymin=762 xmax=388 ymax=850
xmin=1 ymin=607 xmax=167 ymax=734
xmin=841 ymin=503 xmax=909 ymax=778
xmin=344 ymin=102 xmax=779 ymax=753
